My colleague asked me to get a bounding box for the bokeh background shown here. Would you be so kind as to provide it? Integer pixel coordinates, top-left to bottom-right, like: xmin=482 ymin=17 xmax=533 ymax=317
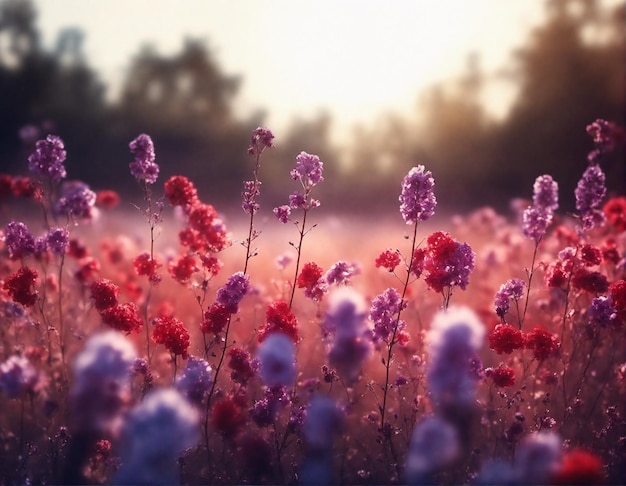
xmin=0 ymin=0 xmax=623 ymax=215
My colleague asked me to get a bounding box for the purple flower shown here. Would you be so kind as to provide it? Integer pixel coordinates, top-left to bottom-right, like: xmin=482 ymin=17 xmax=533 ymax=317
xmin=399 ymin=165 xmax=437 ymax=225
xmin=290 ymin=151 xmax=324 ymax=189
xmin=27 ymin=135 xmax=67 ymax=182
xmin=532 ymin=175 xmax=559 ymax=212
xmin=273 ymin=205 xmax=291 ymax=224
xmin=56 ymin=181 xmax=96 ymax=220
xmin=216 ymin=271 xmax=250 ymax=312
xmin=4 ymin=221 xmax=35 ymax=260
xmin=303 ymin=396 xmax=344 ymax=449
xmin=0 ymin=355 xmax=39 ymax=398
xmin=257 ymin=333 xmax=296 ymax=387
xmin=586 ymin=119 xmax=624 ymax=161
xmin=288 ymin=192 xmax=307 ymax=209
xmin=175 ymin=356 xmax=212 ymax=406
xmin=368 ymin=287 xmax=406 ymax=344
xmin=250 ymin=385 xmax=289 ymax=427
xmin=514 ymin=432 xmax=562 ymax=485
xmin=242 ymin=180 xmax=261 ymax=215
xmin=494 ymin=278 xmax=526 ymax=317
xmin=248 ymin=126 xmax=275 ymax=156
xmin=324 ymin=261 xmax=360 ymax=286
xmin=129 ymin=134 xmax=159 ymax=185
xmin=575 ymin=164 xmax=606 ymax=231
xmin=522 ymin=206 xmax=552 ymax=242
xmin=588 ymin=296 xmax=617 ymax=328
xmin=46 ymin=227 xmax=69 ymax=255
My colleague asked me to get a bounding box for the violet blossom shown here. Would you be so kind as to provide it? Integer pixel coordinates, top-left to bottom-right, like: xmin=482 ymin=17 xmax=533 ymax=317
xmin=129 ymin=133 xmax=159 ymax=184
xmin=324 ymin=261 xmax=360 ymax=286
xmin=273 ymin=205 xmax=291 ymax=224
xmin=175 ymin=356 xmax=212 ymax=406
xmin=494 ymin=278 xmax=526 ymax=317
xmin=399 ymin=165 xmax=436 ymax=225
xmin=4 ymin=221 xmax=35 ymax=260
xmin=56 ymin=181 xmax=96 ymax=220
xmin=46 ymin=227 xmax=69 ymax=255
xmin=291 ymin=151 xmax=324 ymax=189
xmin=28 ymin=134 xmax=67 ymax=182
xmin=247 ymin=126 xmax=274 ymax=156
xmin=216 ymin=271 xmax=250 ymax=312
xmin=0 ymin=355 xmax=39 ymax=398
xmin=257 ymin=333 xmax=296 ymax=387
xmin=588 ymin=296 xmax=617 ymax=328
xmin=575 ymin=164 xmax=607 ymax=231
xmin=368 ymin=287 xmax=406 ymax=344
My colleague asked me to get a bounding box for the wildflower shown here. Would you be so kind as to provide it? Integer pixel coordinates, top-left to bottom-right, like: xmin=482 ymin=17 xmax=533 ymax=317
xmin=524 ymin=327 xmax=559 ymax=360
xmin=71 ymin=331 xmax=136 ymax=431
xmin=3 ymin=266 xmax=38 ymax=307
xmin=602 ymin=196 xmax=626 ymax=232
xmin=11 ymin=176 xmax=43 ymax=201
xmin=291 ymin=151 xmax=324 ymax=188
xmin=199 ymin=254 xmax=222 ymax=275
xmin=532 ymin=175 xmax=559 ymax=212
xmin=129 ymin=133 xmax=159 ymax=184
xmin=609 ymin=279 xmax=626 ymax=321
xmin=227 ymin=347 xmax=256 ymax=385
xmin=571 ymin=268 xmax=609 ymax=294
xmin=164 ymin=175 xmax=198 ymax=210
xmin=257 ymin=333 xmax=296 ymax=387
xmin=422 ymin=231 xmax=475 ymax=293
xmin=522 ymin=206 xmax=552 ymax=242
xmin=241 ymin=180 xmax=261 ymax=215
xmin=297 ymin=261 xmax=327 ymax=301
xmin=258 ymin=300 xmax=299 ymax=343
xmin=580 ymin=243 xmax=603 ymax=266
xmin=114 ymin=389 xmax=199 ymax=485
xmin=586 ymin=118 xmax=624 ymax=163
xmin=375 ymin=249 xmax=401 ymax=272
xmin=399 ymin=165 xmax=437 ymax=224
xmin=201 ymin=303 xmax=231 ymax=335
xmin=0 ymin=355 xmax=39 ymax=398
xmin=152 ymin=316 xmax=190 ymax=358
xmin=74 ymin=256 xmax=101 ymax=283
xmin=4 ymin=221 xmax=35 ymax=259
xmin=132 ymin=252 xmax=162 ymax=284
xmin=56 ymin=181 xmax=97 ymax=220
xmin=100 ymin=302 xmax=143 ymax=334
xmin=250 ymin=386 xmax=289 ymax=427
xmin=369 ymin=287 xmax=406 ymax=344
xmin=212 ymin=397 xmax=245 ymax=439
xmin=575 ymin=164 xmax=606 ymax=231
xmin=95 ymin=189 xmax=120 ymax=209
xmin=90 ymin=278 xmax=120 ymax=311
xmin=486 ymin=365 xmax=516 ymax=388
xmin=324 ymin=260 xmax=359 ymax=286
xmin=168 ymin=254 xmax=198 ymax=284
xmin=551 ymin=448 xmax=606 ymax=485
xmin=248 ymin=126 xmax=275 ymax=156
xmin=494 ymin=278 xmax=525 ymax=317
xmin=514 ymin=431 xmax=562 ymax=485
xmin=273 ymin=204 xmax=291 ymax=224
xmin=45 ymin=227 xmax=69 ymax=255
xmin=303 ymin=396 xmax=344 ymax=449
xmin=175 ymin=356 xmax=212 ymax=406
xmin=216 ymin=271 xmax=249 ymax=313
xmin=426 ymin=306 xmax=485 ymax=405
xmin=27 ymin=134 xmax=67 ymax=182
xmin=488 ymin=324 xmax=525 ymax=354
xmin=404 ymin=416 xmax=460 ymax=484
xmin=68 ymin=238 xmax=89 ymax=259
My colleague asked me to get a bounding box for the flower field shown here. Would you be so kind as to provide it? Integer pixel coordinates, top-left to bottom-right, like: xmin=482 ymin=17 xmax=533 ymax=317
xmin=0 ymin=122 xmax=624 ymax=485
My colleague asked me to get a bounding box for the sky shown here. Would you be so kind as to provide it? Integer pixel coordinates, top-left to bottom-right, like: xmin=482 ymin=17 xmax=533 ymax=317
xmin=32 ymin=0 xmax=549 ymax=138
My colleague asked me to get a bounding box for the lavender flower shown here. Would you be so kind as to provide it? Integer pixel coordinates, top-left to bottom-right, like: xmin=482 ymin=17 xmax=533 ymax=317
xmin=129 ymin=133 xmax=159 ymax=184
xmin=0 ymin=355 xmax=39 ymax=398
xmin=586 ymin=119 xmax=624 ymax=162
xmin=369 ymin=287 xmax=406 ymax=344
xmin=216 ymin=271 xmax=250 ymax=312
xmin=46 ymin=227 xmax=69 ymax=255
xmin=114 ymin=388 xmax=200 ymax=485
xmin=250 ymin=386 xmax=289 ymax=427
xmin=4 ymin=221 xmax=35 ymax=260
xmin=494 ymin=278 xmax=526 ymax=317
xmin=288 ymin=192 xmax=307 ymax=209
xmin=242 ymin=180 xmax=261 ymax=214
xmin=324 ymin=261 xmax=360 ymax=286
xmin=273 ymin=205 xmax=291 ymax=224
xmin=399 ymin=165 xmax=436 ymax=225
xmin=404 ymin=416 xmax=460 ymax=484
xmin=532 ymin=175 xmax=559 ymax=212
xmin=513 ymin=431 xmax=562 ymax=485
xmin=248 ymin=126 xmax=275 ymax=156
xmin=257 ymin=333 xmax=296 ymax=387
xmin=575 ymin=164 xmax=607 ymax=231
xmin=588 ymin=296 xmax=617 ymax=328
xmin=175 ymin=356 xmax=212 ymax=406
xmin=291 ymin=151 xmax=324 ymax=189
xmin=302 ymin=396 xmax=344 ymax=449
xmin=27 ymin=135 xmax=67 ymax=182
xmin=426 ymin=306 xmax=485 ymax=406
xmin=56 ymin=181 xmax=96 ymax=220
xmin=522 ymin=206 xmax=552 ymax=242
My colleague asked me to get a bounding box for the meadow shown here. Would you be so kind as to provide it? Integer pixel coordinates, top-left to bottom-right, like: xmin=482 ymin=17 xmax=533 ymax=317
xmin=0 ymin=121 xmax=624 ymax=485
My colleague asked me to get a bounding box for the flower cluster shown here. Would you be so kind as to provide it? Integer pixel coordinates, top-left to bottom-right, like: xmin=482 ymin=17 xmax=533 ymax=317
xmin=258 ymin=300 xmax=299 ymax=343
xmin=494 ymin=278 xmax=525 ymax=318
xmin=586 ymin=118 xmax=625 ymax=163
xmin=488 ymin=324 xmax=525 ymax=354
xmin=55 ymin=181 xmax=97 ymax=220
xmin=128 ymin=133 xmax=159 ymax=184
xmin=3 ymin=266 xmax=38 ymax=307
xmin=4 ymin=221 xmax=35 ymax=260
xmin=27 ymin=134 xmax=67 ymax=182
xmin=152 ymin=315 xmax=190 ymax=358
xmin=522 ymin=174 xmax=559 ymax=242
xmin=297 ymin=261 xmax=327 ymax=301
xmin=575 ymin=164 xmax=607 ymax=231
xmin=0 ymin=355 xmax=39 ymax=398
xmin=273 ymin=151 xmax=323 ymax=222
xmin=369 ymin=287 xmax=406 ymax=344
xmin=399 ymin=165 xmax=437 ymax=224
xmin=247 ymin=126 xmax=275 ymax=156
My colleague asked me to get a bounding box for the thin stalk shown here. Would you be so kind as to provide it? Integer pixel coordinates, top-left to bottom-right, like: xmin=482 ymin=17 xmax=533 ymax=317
xmin=288 ymin=208 xmax=309 ymax=309
xmin=521 ymin=241 xmax=540 ymax=328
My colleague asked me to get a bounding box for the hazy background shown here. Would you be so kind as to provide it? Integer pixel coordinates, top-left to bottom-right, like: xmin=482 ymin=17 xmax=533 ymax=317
xmin=0 ymin=0 xmax=623 ymax=215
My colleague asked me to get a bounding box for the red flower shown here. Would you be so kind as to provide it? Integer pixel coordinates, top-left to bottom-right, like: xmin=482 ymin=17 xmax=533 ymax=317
xmin=133 ymin=252 xmax=162 ymax=284
xmin=297 ymin=262 xmax=324 ymax=289
xmin=603 ymin=196 xmax=626 ymax=232
xmin=74 ymin=257 xmax=101 ymax=283
xmin=100 ymin=302 xmax=143 ymax=333
xmin=152 ymin=315 xmax=190 ymax=358
xmin=488 ymin=324 xmax=525 ymax=354
xmin=551 ymin=448 xmax=606 ymax=485
xmin=601 ymin=238 xmax=621 ymax=264
xmin=3 ymin=266 xmax=38 ymax=307
xmin=228 ymin=348 xmax=256 ymax=385
xmin=201 ymin=303 xmax=232 ymax=335
xmin=168 ymin=254 xmax=198 ymax=284
xmin=410 ymin=248 xmax=426 ymax=277
xmin=609 ymin=279 xmax=626 ymax=322
xmin=0 ymin=174 xmax=13 ymax=200
xmin=189 ymin=203 xmax=217 ymax=232
xmin=199 ymin=255 xmax=222 ymax=276
xmin=487 ymin=365 xmax=516 ymax=388
xmin=95 ymin=190 xmax=120 ymax=209
xmin=258 ymin=301 xmax=298 ymax=343
xmin=375 ymin=249 xmax=401 ymax=272
xmin=572 ymin=268 xmax=609 ymax=294
xmin=579 ymin=244 xmax=602 ymax=266
xmin=90 ymin=278 xmax=120 ymax=311
xmin=164 ymin=175 xmax=198 ymax=210
xmin=212 ymin=398 xmax=245 ymax=439
xmin=544 ymin=261 xmax=569 ymax=289
xmin=525 ymin=327 xmax=559 ymax=360
xmin=11 ymin=177 xmax=43 ymax=201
